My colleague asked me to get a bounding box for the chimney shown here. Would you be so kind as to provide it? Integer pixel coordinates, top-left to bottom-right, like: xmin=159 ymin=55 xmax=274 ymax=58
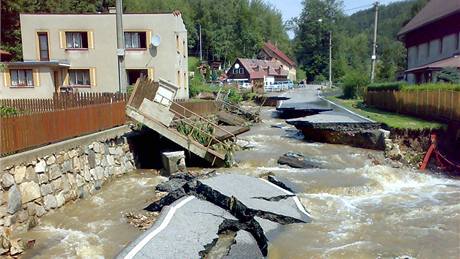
xmin=109 ymin=7 xmax=116 ymax=13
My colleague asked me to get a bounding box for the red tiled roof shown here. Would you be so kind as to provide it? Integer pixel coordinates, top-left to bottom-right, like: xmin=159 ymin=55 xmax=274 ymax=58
xmin=238 ymin=58 xmax=288 ymax=79
xmin=406 ymin=55 xmax=460 ymax=73
xmin=262 ymin=42 xmax=296 ymax=67
xmin=398 ymin=0 xmax=460 ymax=36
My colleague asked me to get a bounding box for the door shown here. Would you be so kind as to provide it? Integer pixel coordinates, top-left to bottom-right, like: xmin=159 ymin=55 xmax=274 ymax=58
xmin=38 ymin=32 xmax=49 ymax=61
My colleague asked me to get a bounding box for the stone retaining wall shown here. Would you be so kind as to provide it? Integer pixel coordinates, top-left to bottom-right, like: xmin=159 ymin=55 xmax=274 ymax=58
xmin=0 ymin=135 xmax=135 ymax=236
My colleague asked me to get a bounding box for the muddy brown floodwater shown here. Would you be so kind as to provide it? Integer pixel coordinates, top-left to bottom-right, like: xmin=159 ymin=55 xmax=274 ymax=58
xmin=18 ymin=107 xmax=460 ymax=258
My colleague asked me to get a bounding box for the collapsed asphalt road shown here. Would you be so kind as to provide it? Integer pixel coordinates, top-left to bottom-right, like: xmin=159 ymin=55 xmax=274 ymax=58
xmin=117 ymin=173 xmax=311 ymax=259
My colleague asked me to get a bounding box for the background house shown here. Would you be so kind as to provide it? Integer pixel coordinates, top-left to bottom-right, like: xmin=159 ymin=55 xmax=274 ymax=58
xmin=226 ymin=58 xmax=288 ymax=92
xmin=0 ymin=11 xmax=188 ymax=99
xmin=398 ymin=0 xmax=460 ymax=83
xmin=257 ymin=42 xmax=296 ymax=82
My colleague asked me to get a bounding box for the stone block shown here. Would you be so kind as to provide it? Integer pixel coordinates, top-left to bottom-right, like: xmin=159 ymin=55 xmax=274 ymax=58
xmin=13 ymin=166 xmax=26 ymax=184
xmin=26 ymin=203 xmax=36 ymax=216
xmin=17 ymin=210 xmax=29 ymax=223
xmin=46 ymin=155 xmax=56 ymax=165
xmin=62 ymin=160 xmax=73 ymax=173
xmin=38 ymin=173 xmax=49 ymax=185
xmin=34 ymin=160 xmax=46 ymax=173
xmin=108 ymin=147 xmax=117 ymax=155
xmin=76 ymin=174 xmax=85 ymax=187
xmin=25 ymin=166 xmax=38 ymax=183
xmin=56 ymin=193 xmax=65 ymax=208
xmin=7 ymin=185 xmax=21 ymax=214
xmin=95 ymin=167 xmax=104 ymax=180
xmin=1 ymin=173 xmax=14 ymax=189
xmin=51 ymin=178 xmax=63 ymax=192
xmin=40 ymin=184 xmax=53 ymax=196
xmin=4 ymin=214 xmax=16 ymax=227
xmin=19 ymin=182 xmax=41 ymax=204
xmin=55 ymin=154 xmax=64 ymax=164
xmin=67 ymin=174 xmax=76 ymax=187
xmin=35 ymin=205 xmax=46 ymax=217
xmin=43 ymin=195 xmax=57 ymax=210
xmin=72 ymin=157 xmax=81 ymax=172
xmin=161 ymin=151 xmax=186 ymax=176
xmin=0 ymin=206 xmax=7 ymax=218
xmin=48 ymin=164 xmax=62 ymax=180
xmin=88 ymin=150 xmax=96 ymax=169
xmin=107 ymin=155 xmax=115 ymax=166
xmin=68 ymin=149 xmax=78 ymax=158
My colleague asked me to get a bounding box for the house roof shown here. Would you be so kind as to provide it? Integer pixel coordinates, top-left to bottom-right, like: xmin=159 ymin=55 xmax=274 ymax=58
xmin=405 ymin=55 xmax=460 ymax=73
xmin=261 ymin=42 xmax=296 ymax=67
xmin=4 ymin=60 xmax=70 ymax=68
xmin=237 ymin=58 xmax=288 ymax=79
xmin=398 ymin=0 xmax=460 ymax=36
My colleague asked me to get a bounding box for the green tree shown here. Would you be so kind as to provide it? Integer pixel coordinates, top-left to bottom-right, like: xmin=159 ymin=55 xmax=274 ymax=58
xmin=293 ymin=0 xmax=343 ymax=82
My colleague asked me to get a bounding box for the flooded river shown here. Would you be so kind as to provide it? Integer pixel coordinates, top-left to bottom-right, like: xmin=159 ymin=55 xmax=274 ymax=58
xmin=18 ymin=107 xmax=460 ymax=258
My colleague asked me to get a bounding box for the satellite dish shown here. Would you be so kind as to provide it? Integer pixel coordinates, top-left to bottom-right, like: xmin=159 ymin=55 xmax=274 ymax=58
xmin=234 ymin=63 xmax=240 ymax=69
xmin=151 ymin=34 xmax=161 ymax=47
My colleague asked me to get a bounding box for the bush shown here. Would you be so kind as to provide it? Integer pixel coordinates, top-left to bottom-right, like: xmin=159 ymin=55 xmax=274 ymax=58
xmin=401 ymin=83 xmax=460 ymax=92
xmin=437 ymin=67 xmax=460 ymax=83
xmin=0 ymin=106 xmax=19 ymax=117
xmin=227 ymin=88 xmax=242 ymax=103
xmin=367 ymin=82 xmax=460 ymax=92
xmin=367 ymin=81 xmax=405 ymax=91
xmin=341 ymin=71 xmax=370 ymax=99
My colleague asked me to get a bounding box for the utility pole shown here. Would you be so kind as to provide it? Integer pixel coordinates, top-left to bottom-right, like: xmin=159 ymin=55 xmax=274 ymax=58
xmin=329 ymin=31 xmax=332 ymax=88
xmin=370 ymin=1 xmax=379 ymax=83
xmin=116 ymin=0 xmax=127 ymax=92
xmin=199 ymin=24 xmax=202 ymax=61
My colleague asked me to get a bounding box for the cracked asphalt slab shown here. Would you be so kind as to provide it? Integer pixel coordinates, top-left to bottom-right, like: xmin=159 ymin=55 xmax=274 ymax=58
xmin=117 ymin=174 xmax=311 ymax=258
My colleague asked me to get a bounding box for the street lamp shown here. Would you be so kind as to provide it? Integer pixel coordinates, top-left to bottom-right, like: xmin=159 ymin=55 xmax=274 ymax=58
xmin=318 ymin=19 xmax=332 ymax=88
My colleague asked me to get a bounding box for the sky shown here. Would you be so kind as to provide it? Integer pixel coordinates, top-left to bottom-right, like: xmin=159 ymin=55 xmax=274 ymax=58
xmin=265 ymin=0 xmax=398 ymax=38
xmin=265 ymin=0 xmax=399 ymax=21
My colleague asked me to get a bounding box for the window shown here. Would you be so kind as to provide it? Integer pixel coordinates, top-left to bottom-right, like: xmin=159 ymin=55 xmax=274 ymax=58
xmin=10 ymin=69 xmax=34 ymax=87
xmin=176 ymin=35 xmax=180 ymax=50
xmin=239 ymin=68 xmax=244 ymax=74
xmin=37 ymin=32 xmax=49 ymax=61
xmin=233 ymin=68 xmax=239 ymax=74
xmin=126 ymin=69 xmax=148 ymax=85
xmin=427 ymin=41 xmax=430 ymax=58
xmin=69 ymin=69 xmax=90 ymax=86
xmin=177 ymin=71 xmax=181 ymax=86
xmin=124 ymin=32 xmax=147 ymax=49
xmin=66 ymin=32 xmax=88 ymax=49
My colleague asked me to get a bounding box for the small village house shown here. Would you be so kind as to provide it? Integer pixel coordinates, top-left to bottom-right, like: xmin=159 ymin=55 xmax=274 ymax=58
xmin=398 ymin=0 xmax=460 ymax=83
xmin=257 ymin=42 xmax=297 ymax=81
xmin=0 ymin=11 xmax=189 ymax=99
xmin=226 ymin=58 xmax=288 ymax=93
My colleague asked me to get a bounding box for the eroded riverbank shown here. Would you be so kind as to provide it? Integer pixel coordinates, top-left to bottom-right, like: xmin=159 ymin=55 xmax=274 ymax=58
xmin=15 ymin=107 xmax=460 ymax=258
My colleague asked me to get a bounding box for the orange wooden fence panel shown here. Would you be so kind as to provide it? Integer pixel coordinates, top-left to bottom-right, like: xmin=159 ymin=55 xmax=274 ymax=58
xmin=1 ymin=101 xmax=126 ymax=156
xmin=366 ymin=90 xmax=460 ymax=122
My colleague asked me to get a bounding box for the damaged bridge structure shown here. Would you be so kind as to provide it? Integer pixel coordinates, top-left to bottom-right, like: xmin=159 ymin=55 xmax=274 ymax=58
xmin=117 ymin=173 xmax=311 ymax=259
xmin=126 ymin=78 xmax=249 ymax=167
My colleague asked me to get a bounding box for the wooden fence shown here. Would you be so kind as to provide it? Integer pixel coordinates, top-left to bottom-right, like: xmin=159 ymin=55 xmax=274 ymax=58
xmin=0 ymin=92 xmax=126 ymax=114
xmin=1 ymin=93 xmax=127 ymax=156
xmin=365 ymin=90 xmax=460 ymax=122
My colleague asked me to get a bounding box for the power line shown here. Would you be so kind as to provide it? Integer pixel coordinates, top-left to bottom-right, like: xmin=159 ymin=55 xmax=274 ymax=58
xmin=344 ymin=3 xmax=374 ymax=12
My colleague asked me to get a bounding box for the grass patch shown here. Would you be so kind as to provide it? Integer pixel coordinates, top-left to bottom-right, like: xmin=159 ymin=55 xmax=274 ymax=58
xmin=327 ymin=96 xmax=445 ymax=130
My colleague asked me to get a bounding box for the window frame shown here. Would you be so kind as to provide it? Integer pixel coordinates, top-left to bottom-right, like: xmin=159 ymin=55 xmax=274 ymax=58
xmin=37 ymin=32 xmax=50 ymax=61
xmin=124 ymin=31 xmax=147 ymax=50
xmin=68 ymin=69 xmax=91 ymax=87
xmin=65 ymin=31 xmax=89 ymax=50
xmin=9 ymin=69 xmax=34 ymax=88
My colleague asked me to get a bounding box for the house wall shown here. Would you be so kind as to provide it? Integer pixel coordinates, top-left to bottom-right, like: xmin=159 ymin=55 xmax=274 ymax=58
xmin=0 ymin=66 xmax=55 ymax=99
xmin=407 ymin=31 xmax=460 ymax=69
xmin=19 ymin=13 xmax=188 ymax=99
